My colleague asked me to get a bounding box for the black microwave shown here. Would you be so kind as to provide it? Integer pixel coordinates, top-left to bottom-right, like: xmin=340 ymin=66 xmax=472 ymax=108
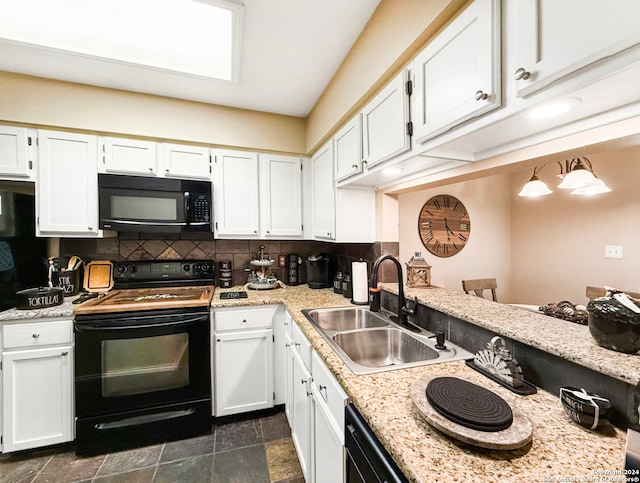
xmin=98 ymin=174 xmax=212 ymax=233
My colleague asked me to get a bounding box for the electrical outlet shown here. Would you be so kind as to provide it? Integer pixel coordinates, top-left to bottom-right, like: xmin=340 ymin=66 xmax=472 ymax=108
xmin=605 ymin=245 xmax=623 ymax=259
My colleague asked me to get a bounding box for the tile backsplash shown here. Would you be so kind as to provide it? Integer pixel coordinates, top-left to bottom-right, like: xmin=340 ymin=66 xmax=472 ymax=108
xmin=60 ymin=237 xmax=399 ymax=286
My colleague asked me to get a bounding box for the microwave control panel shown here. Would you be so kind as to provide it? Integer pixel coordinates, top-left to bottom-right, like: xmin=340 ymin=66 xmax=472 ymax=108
xmin=191 ymin=194 xmax=210 ymax=222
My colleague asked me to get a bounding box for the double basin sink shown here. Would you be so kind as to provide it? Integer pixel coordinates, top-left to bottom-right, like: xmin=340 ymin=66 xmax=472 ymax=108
xmin=302 ymin=306 xmax=473 ymax=375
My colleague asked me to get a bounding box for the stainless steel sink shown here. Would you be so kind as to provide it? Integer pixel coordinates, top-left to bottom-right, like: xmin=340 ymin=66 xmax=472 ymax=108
xmin=332 ymin=328 xmax=439 ymax=367
xmin=305 ymin=307 xmax=389 ymax=331
xmin=302 ymin=307 xmax=473 ymax=375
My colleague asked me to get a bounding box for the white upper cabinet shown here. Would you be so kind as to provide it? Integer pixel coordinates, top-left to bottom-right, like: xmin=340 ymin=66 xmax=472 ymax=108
xmin=361 ymin=69 xmax=411 ymax=168
xmin=213 ymin=149 xmax=260 ymax=237
xmin=101 ymin=137 xmax=158 ymax=176
xmin=36 ymin=130 xmax=100 ymax=236
xmin=0 ymin=126 xmax=34 ymax=180
xmin=311 ymin=141 xmax=335 ymax=240
xmin=413 ymin=0 xmax=500 ymax=143
xmin=512 ymin=0 xmax=640 ymax=98
xmin=334 ymin=115 xmax=362 ymax=182
xmin=260 ymin=154 xmax=303 ymax=238
xmin=162 ymin=143 xmax=211 ymax=180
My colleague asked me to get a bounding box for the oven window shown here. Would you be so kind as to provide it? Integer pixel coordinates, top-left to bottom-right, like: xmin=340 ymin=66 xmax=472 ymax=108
xmin=111 ymin=195 xmax=177 ymax=221
xmin=102 ymin=333 xmax=189 ymax=397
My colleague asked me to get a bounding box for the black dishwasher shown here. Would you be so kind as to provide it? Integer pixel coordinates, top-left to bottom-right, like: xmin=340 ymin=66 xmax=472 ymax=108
xmin=345 ymin=404 xmax=409 ymax=483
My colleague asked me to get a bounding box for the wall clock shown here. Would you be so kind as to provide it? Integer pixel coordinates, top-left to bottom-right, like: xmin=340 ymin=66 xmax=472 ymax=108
xmin=418 ymin=194 xmax=470 ymax=258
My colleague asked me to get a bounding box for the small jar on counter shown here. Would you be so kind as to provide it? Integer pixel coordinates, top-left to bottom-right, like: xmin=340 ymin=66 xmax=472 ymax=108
xmin=333 ymin=271 xmax=343 ymax=294
xmin=342 ymin=274 xmax=352 ymax=299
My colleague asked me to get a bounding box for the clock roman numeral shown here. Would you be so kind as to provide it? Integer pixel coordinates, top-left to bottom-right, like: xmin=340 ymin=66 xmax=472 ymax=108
xmin=432 ymin=240 xmax=441 ymax=252
xmin=443 ymin=244 xmax=449 ymax=255
xmin=432 ymin=199 xmax=441 ymax=210
xmin=443 ymin=196 xmax=450 ymax=208
xmin=458 ymin=210 xmax=467 ymax=219
xmin=423 ymin=230 xmax=434 ymax=242
xmin=458 ymin=233 xmax=467 ymax=242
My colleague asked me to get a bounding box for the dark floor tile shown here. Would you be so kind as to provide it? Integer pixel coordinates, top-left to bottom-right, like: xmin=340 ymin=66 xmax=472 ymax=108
xmin=260 ymin=412 xmax=291 ymax=443
xmin=214 ymin=419 xmax=262 ymax=452
xmin=0 ymin=452 xmax=52 ymax=483
xmin=154 ymin=454 xmax=213 ymax=483
xmin=94 ymin=466 xmax=156 ymax=483
xmin=160 ymin=433 xmax=214 ymax=463
xmin=211 ymin=445 xmax=269 ymax=483
xmin=33 ymin=450 xmax=105 ymax=483
xmin=98 ymin=444 xmax=162 ymax=476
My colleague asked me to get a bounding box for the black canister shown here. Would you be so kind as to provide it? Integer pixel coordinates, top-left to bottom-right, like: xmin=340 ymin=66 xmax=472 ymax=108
xmin=333 ymin=271 xmax=343 ymax=294
xmin=342 ymin=274 xmax=352 ymax=299
xmin=287 ymin=254 xmax=300 ymax=286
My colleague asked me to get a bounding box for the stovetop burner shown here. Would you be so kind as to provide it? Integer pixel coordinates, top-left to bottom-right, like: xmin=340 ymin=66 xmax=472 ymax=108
xmin=426 ymin=376 xmax=513 ymax=432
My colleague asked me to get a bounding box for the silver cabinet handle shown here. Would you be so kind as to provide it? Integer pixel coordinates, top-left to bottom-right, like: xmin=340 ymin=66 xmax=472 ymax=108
xmin=474 ymin=90 xmax=489 ymax=101
xmin=32 ymin=333 xmax=39 ymax=338
xmin=514 ymin=67 xmax=531 ymax=81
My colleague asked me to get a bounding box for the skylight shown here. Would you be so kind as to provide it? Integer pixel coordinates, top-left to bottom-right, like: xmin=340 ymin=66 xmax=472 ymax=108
xmin=0 ymin=0 xmax=242 ymax=82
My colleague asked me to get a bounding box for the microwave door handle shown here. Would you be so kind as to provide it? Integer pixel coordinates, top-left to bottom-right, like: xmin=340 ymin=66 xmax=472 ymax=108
xmin=184 ymin=191 xmax=190 ymax=224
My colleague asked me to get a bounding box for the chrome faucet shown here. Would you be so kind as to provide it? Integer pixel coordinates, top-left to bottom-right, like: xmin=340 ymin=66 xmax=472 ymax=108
xmin=369 ymin=255 xmax=416 ymax=329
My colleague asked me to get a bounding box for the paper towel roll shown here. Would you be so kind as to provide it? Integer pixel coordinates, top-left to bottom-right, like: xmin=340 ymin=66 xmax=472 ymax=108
xmin=351 ymin=260 xmax=369 ymax=305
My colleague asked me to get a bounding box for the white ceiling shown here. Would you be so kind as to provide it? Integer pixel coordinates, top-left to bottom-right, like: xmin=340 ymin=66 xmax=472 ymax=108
xmin=0 ymin=0 xmax=381 ymax=118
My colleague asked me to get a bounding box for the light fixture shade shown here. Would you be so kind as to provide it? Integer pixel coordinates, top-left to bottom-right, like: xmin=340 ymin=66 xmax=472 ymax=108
xmin=571 ymin=178 xmax=612 ymax=195
xmin=557 ymin=165 xmax=599 ymax=189
xmin=518 ymin=177 xmax=552 ymax=197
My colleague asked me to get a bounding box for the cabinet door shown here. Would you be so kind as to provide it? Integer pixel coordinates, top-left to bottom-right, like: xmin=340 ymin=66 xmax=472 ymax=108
xmin=2 ymin=346 xmax=74 ymax=452
xmin=512 ymin=0 xmax=640 ymax=97
xmin=290 ymin=347 xmax=312 ymax=483
xmin=0 ymin=126 xmax=33 ymax=179
xmin=213 ymin=150 xmax=260 ymax=237
xmin=312 ymin=384 xmax=345 ymax=483
xmin=162 ymin=143 xmax=211 ymax=180
xmin=284 ymin=314 xmax=294 ymax=423
xmin=214 ymin=329 xmax=273 ymax=417
xmin=37 ymin=130 xmax=99 ymax=236
xmin=102 ymin=137 xmax=158 ymax=176
xmin=413 ymin=0 xmax=500 ymax=143
xmin=334 ymin=116 xmax=362 ymax=182
xmin=260 ymin=155 xmax=303 ymax=238
xmin=273 ymin=308 xmax=288 ymax=406
xmin=311 ymin=141 xmax=335 ymax=240
xmin=361 ymin=70 xmax=411 ymax=168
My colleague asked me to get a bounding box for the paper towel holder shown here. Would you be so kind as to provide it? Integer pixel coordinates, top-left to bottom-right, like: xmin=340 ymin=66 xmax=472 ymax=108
xmin=351 ymin=258 xmax=370 ymax=306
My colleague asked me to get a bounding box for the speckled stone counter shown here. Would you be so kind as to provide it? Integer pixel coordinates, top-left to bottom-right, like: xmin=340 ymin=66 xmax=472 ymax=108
xmin=0 ymin=284 xmax=629 ymax=482
xmin=211 ymin=285 xmax=628 ymax=483
xmin=0 ymin=296 xmax=79 ymax=321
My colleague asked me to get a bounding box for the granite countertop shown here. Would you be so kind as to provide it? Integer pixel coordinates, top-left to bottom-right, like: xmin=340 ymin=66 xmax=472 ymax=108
xmin=0 ymin=284 xmax=629 ymax=482
xmin=211 ymin=285 xmax=628 ymax=482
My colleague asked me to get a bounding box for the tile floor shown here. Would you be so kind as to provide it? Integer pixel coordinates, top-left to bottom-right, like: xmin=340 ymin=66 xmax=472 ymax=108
xmin=0 ymin=409 xmax=303 ymax=483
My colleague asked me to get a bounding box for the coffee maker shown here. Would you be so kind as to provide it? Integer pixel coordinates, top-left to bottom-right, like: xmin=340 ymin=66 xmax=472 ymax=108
xmin=306 ymin=254 xmax=335 ymax=289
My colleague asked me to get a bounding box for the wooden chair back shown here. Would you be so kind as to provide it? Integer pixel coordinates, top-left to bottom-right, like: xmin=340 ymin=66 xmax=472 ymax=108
xmin=586 ymin=286 xmax=640 ymax=300
xmin=462 ymin=278 xmax=498 ymax=302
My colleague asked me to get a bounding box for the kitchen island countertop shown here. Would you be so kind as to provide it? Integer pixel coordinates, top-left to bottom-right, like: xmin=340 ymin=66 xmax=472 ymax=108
xmin=0 ymin=284 xmax=629 ymax=482
xmin=211 ymin=284 xmax=628 ymax=482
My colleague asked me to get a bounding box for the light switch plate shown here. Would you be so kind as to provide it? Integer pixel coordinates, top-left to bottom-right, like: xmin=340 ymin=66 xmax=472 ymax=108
xmin=604 ymin=245 xmax=623 ymax=259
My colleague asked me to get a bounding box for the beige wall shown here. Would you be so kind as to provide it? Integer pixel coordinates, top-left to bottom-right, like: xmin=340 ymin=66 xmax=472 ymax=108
xmin=510 ymin=147 xmax=640 ymax=305
xmin=396 ymin=146 xmax=640 ymax=305
xmin=397 ymin=174 xmax=512 ymax=300
xmin=0 ymin=71 xmax=307 ymax=154
xmin=306 ymin=0 xmax=468 ymax=152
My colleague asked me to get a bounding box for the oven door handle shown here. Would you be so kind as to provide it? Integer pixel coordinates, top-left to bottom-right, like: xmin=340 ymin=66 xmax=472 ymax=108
xmin=75 ymin=314 xmax=209 ymax=332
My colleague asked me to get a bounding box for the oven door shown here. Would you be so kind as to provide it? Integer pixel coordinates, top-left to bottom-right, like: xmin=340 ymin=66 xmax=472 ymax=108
xmin=74 ymin=308 xmax=211 ymax=418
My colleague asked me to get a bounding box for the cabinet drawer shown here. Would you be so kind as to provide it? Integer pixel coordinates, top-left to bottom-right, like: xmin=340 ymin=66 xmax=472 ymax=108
xmin=3 ymin=319 xmax=73 ymax=349
xmin=312 ymin=350 xmax=348 ymax=430
xmin=291 ymin=322 xmax=312 ymax=370
xmin=214 ymin=306 xmax=277 ymax=332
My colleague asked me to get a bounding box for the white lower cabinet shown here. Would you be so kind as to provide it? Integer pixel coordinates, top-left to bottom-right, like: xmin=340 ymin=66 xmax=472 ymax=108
xmin=287 ymin=321 xmax=347 ymax=483
xmin=212 ymin=306 xmax=277 ymax=417
xmin=1 ymin=319 xmax=74 ymax=453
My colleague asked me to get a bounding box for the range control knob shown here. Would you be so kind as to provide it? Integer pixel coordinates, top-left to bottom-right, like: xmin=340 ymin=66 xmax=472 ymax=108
xmin=117 ymin=265 xmax=127 ymax=273
xmin=129 ymin=265 xmax=138 ymax=273
xmin=183 ymin=264 xmax=191 ymax=272
xmin=200 ymin=264 xmax=210 ymax=273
